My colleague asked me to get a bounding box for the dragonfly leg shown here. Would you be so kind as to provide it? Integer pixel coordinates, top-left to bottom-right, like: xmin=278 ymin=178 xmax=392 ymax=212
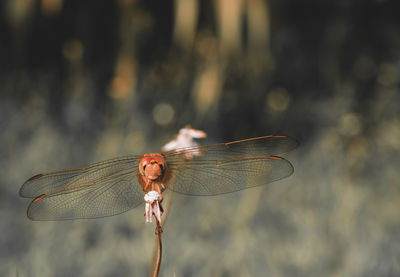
xmin=160 ymin=182 xmax=166 ymax=191
xmin=154 ymin=185 xmax=164 ymax=213
xmin=154 ymin=184 xmax=163 ymax=202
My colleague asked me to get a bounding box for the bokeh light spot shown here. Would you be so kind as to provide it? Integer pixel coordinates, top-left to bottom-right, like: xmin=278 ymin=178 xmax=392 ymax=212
xmin=123 ymin=131 xmax=146 ymax=154
xmin=378 ymin=119 xmax=400 ymax=150
xmin=109 ymin=76 xmax=131 ymax=99
xmin=96 ymin=132 xmax=123 ymax=158
xmin=153 ymin=103 xmax=175 ymax=126
xmin=62 ymin=39 xmax=84 ymax=62
xmin=339 ymin=113 xmax=362 ymax=137
xmin=348 ymin=136 xmax=368 ymax=162
xmin=377 ymin=63 xmax=398 ymax=87
xmin=41 ymin=0 xmax=63 ymax=16
xmin=192 ymin=64 xmax=222 ymax=117
xmin=321 ymin=128 xmax=343 ymax=152
xmin=108 ymin=59 xmax=136 ymax=99
xmin=266 ymin=88 xmax=290 ymax=112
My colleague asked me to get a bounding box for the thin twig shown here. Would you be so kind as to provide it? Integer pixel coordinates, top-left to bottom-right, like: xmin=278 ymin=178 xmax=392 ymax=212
xmin=149 ymin=190 xmax=173 ymax=276
xmin=149 ymin=175 xmax=175 ymax=275
xmin=152 ymin=217 xmax=162 ymax=277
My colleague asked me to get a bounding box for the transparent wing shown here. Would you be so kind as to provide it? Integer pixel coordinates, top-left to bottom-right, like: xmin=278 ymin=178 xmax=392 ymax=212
xmin=164 ymin=135 xmax=298 ymax=195
xmin=19 ymin=156 xmax=143 ymax=220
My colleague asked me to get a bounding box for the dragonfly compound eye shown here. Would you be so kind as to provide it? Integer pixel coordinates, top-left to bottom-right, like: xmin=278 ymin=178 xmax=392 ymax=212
xmin=138 ymin=155 xmax=167 ymax=180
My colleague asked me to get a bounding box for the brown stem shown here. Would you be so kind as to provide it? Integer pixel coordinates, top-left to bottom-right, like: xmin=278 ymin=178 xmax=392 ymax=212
xmin=149 ymin=188 xmax=174 ymax=276
xmin=152 ymin=218 xmax=162 ymax=277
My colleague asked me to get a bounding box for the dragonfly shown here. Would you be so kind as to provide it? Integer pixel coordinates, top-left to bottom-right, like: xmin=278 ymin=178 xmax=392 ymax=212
xmin=19 ymin=135 xmax=299 ymax=221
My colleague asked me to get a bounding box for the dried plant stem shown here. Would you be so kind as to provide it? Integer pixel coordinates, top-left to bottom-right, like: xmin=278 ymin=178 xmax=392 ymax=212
xmin=152 ymin=217 xmax=162 ymax=277
xmin=149 ymin=190 xmax=173 ymax=277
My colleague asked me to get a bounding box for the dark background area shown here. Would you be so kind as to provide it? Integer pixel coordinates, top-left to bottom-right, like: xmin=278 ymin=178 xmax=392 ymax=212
xmin=1 ymin=0 xmax=400 ymax=276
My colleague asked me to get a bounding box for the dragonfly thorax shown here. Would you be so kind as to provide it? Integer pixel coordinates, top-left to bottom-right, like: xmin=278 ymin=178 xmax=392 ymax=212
xmin=138 ymin=154 xmax=167 ymax=181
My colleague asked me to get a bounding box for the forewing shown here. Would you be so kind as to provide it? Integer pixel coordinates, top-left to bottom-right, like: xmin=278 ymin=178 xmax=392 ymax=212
xmin=222 ymin=135 xmax=299 ymax=156
xmin=20 ymin=157 xmax=143 ymax=220
xmin=164 ymin=136 xmax=297 ymax=195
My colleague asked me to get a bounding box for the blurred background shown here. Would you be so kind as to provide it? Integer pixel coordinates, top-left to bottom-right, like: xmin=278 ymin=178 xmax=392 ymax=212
xmin=1 ymin=0 xmax=400 ymax=276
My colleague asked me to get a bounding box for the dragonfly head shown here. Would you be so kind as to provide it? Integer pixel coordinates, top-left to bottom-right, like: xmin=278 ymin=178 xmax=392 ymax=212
xmin=139 ymin=154 xmax=166 ymax=181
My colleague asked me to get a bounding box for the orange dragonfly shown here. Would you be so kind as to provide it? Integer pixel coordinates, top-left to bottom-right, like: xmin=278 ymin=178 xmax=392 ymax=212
xmin=19 ymin=135 xmax=298 ymax=220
